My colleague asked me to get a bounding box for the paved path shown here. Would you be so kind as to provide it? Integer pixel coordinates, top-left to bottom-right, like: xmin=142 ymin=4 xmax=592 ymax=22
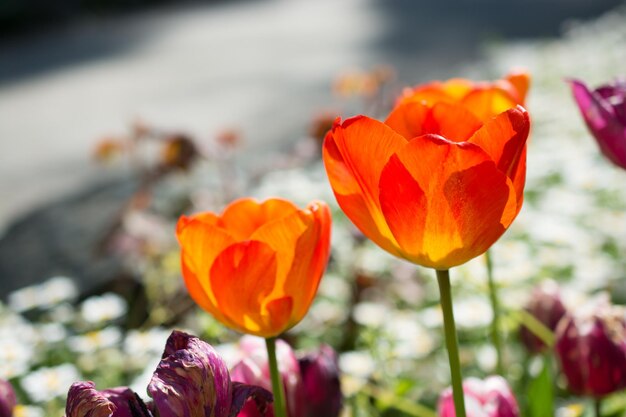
xmin=1 ymin=0 xmax=620 ymax=233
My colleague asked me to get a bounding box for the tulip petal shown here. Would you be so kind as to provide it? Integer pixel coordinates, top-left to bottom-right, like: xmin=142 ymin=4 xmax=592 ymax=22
xmin=0 ymin=379 xmax=16 ymax=417
xmin=570 ymin=79 xmax=626 ymax=169
xmin=461 ymin=88 xmax=520 ymax=121
xmin=220 ymin=198 xmax=300 ymax=240
xmin=467 ymin=105 xmax=529 ymax=210
xmin=505 ymin=71 xmax=531 ymax=104
xmin=379 ymin=134 xmax=517 ymax=268
xmin=65 ymin=382 xmax=115 ymax=417
xmin=176 ymin=215 xmax=236 ymax=323
xmin=385 ymin=102 xmax=482 ymax=142
xmin=210 ymin=241 xmax=279 ymax=336
xmin=230 ymin=382 xmax=273 ymax=417
xmin=323 ymin=116 xmax=406 ymax=256
xmin=149 ymin=331 xmax=232 ymax=417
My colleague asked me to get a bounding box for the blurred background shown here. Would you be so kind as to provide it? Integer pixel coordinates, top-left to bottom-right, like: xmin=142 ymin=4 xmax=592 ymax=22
xmin=0 ymin=0 xmax=623 ymax=297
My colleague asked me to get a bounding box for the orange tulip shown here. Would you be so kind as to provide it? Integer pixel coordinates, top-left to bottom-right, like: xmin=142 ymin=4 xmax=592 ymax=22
xmin=323 ymin=97 xmax=530 ymax=269
xmin=176 ymin=198 xmax=331 ymax=338
xmin=397 ymin=71 xmax=530 ymax=121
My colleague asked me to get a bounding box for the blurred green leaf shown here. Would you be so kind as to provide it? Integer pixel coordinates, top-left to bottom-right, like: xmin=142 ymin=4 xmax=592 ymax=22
xmin=527 ymin=359 xmax=554 ymax=417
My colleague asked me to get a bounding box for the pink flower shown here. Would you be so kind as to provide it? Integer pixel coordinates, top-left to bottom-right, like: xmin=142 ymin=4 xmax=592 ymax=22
xmin=438 ymin=376 xmax=519 ymax=417
xmin=569 ymin=78 xmax=626 ymax=169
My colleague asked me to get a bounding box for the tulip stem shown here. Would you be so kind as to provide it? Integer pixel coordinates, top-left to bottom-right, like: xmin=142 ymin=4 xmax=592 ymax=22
xmin=595 ymin=398 xmax=602 ymax=417
xmin=485 ymin=250 xmax=505 ymax=375
xmin=265 ymin=337 xmax=288 ymax=417
xmin=436 ymin=269 xmax=467 ymax=417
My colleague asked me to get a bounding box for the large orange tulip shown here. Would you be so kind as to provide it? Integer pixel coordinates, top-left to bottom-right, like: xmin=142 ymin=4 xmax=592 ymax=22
xmin=176 ymin=198 xmax=331 ymax=338
xmin=397 ymin=71 xmax=530 ymax=121
xmin=323 ymin=98 xmax=530 ymax=269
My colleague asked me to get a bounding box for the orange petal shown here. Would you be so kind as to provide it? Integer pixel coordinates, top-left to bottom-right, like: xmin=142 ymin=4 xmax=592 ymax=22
xmin=176 ymin=215 xmax=236 ymax=322
xmin=323 ymin=116 xmax=406 ymax=256
xmin=379 ymin=134 xmax=517 ymax=268
xmin=505 ymin=70 xmax=531 ymax=105
xmin=467 ymin=106 xmax=530 ymax=209
xmin=263 ymin=296 xmax=293 ymax=336
xmin=461 ymin=87 xmax=520 ymax=121
xmin=220 ymin=198 xmax=299 ymax=240
xmin=283 ymin=202 xmax=331 ymax=322
xmin=386 ymin=101 xmax=482 ymax=142
xmin=210 ymin=240 xmax=278 ymax=336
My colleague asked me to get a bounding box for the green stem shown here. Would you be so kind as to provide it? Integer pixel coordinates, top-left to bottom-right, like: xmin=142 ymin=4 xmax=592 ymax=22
xmin=595 ymin=398 xmax=602 ymax=417
xmin=485 ymin=250 xmax=504 ymax=375
xmin=436 ymin=269 xmax=467 ymax=417
xmin=265 ymin=337 xmax=288 ymax=417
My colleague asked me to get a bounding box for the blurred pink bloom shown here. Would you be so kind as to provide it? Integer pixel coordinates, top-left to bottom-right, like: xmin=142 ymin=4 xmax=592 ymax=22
xmin=555 ymin=297 xmax=626 ymax=397
xmin=231 ymin=336 xmax=342 ymax=417
xmin=569 ymin=78 xmax=626 ymax=169
xmin=0 ymin=379 xmax=17 ymax=417
xmin=519 ymin=280 xmax=567 ymax=354
xmin=438 ymin=376 xmax=519 ymax=417
xmin=231 ymin=336 xmax=303 ymax=417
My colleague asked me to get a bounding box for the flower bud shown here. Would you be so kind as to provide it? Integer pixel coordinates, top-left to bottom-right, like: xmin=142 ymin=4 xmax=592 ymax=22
xmin=438 ymin=376 xmax=519 ymax=417
xmin=519 ymin=280 xmax=567 ymax=354
xmin=555 ymin=297 xmax=626 ymax=397
xmin=0 ymin=379 xmax=17 ymax=417
xmin=298 ymin=345 xmax=342 ymax=417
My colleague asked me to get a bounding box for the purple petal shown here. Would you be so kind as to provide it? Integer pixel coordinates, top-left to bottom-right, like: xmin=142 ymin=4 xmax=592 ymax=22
xmin=298 ymin=345 xmax=342 ymax=417
xmin=148 ymin=330 xmax=232 ymax=417
xmin=0 ymin=379 xmax=17 ymax=417
xmin=230 ymin=382 xmax=273 ymax=417
xmin=555 ymin=300 xmax=626 ymax=397
xmin=569 ymin=78 xmax=626 ymax=169
xmin=103 ymin=388 xmax=153 ymax=417
xmin=65 ymin=382 xmax=115 ymax=417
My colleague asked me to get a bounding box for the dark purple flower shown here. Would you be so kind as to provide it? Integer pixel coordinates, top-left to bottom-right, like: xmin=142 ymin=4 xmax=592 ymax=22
xmin=438 ymin=376 xmax=519 ymax=417
xmin=519 ymin=280 xmax=567 ymax=354
xmin=298 ymin=345 xmax=342 ymax=417
xmin=64 ymin=331 xmax=272 ymax=417
xmin=569 ymin=78 xmax=626 ymax=169
xmin=0 ymin=379 xmax=17 ymax=417
xmin=555 ymin=297 xmax=626 ymax=397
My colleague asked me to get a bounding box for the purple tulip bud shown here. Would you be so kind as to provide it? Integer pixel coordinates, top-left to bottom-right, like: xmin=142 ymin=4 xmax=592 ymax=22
xmin=298 ymin=345 xmax=342 ymax=417
xmin=64 ymin=382 xmax=151 ymax=417
xmin=0 ymin=379 xmax=17 ymax=417
xmin=230 ymin=336 xmax=303 ymax=417
xmin=519 ymin=280 xmax=567 ymax=354
xmin=555 ymin=297 xmax=626 ymax=397
xmin=569 ymin=78 xmax=626 ymax=169
xmin=438 ymin=376 xmax=519 ymax=417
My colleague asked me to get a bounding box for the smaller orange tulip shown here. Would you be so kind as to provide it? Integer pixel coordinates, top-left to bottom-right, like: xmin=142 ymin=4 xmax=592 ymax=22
xmin=397 ymin=70 xmax=530 ymax=121
xmin=176 ymin=198 xmax=331 ymax=338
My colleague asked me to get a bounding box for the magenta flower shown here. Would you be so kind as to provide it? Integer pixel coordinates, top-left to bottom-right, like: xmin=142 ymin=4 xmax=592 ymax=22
xmin=555 ymin=297 xmax=626 ymax=397
xmin=0 ymin=379 xmax=17 ymax=417
xmin=438 ymin=376 xmax=519 ymax=417
xmin=519 ymin=280 xmax=567 ymax=354
xmin=65 ymin=330 xmax=272 ymax=417
xmin=298 ymin=344 xmax=342 ymax=417
xmin=230 ymin=336 xmax=342 ymax=417
xmin=569 ymin=78 xmax=626 ymax=169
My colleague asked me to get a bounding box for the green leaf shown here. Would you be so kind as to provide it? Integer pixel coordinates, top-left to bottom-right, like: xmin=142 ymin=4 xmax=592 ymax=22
xmin=527 ymin=358 xmax=555 ymax=417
